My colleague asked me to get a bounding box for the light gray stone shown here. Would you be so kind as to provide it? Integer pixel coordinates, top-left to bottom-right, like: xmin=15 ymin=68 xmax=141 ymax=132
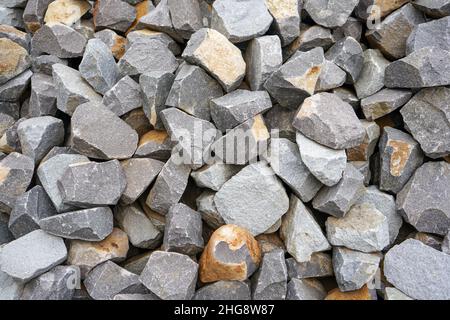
xmin=325 ymin=37 xmax=363 ymax=84
xmin=286 ymin=253 xmax=333 ymax=279
xmin=354 ymin=49 xmax=390 ymax=99
xmin=264 ymin=0 xmax=301 ymax=46
xmin=407 ymin=16 xmax=450 ymax=55
xmin=284 ymin=24 xmax=334 ymax=59
xmin=167 ymin=0 xmax=203 ymax=39
xmin=93 ymin=0 xmax=136 ymax=33
xmin=191 ymin=162 xmax=241 ymax=192
xmin=113 ymin=293 xmax=159 ymax=300
xmin=347 ymin=120 xmax=380 ymax=162
xmin=94 ymin=29 xmax=127 ymax=60
xmin=303 ymin=0 xmax=359 ymax=28
xmin=0 ymin=269 xmax=24 ymax=300
xmin=251 ymin=249 xmax=287 ymax=300
xmin=384 ymin=287 xmax=413 ymax=300
xmin=102 ymin=76 xmax=142 ymax=117
xmin=286 ymin=278 xmax=326 ymax=300
xmin=0 ymin=70 xmax=32 ymax=102
xmin=315 ymin=60 xmax=346 ymax=92
xmin=137 ymin=0 xmax=181 ymax=41
xmin=126 ymin=29 xmax=181 ymax=56
xmin=0 ymin=7 xmax=24 ymax=29
xmin=194 ymin=281 xmax=251 ymax=300
xmin=361 ymin=88 xmax=412 ymax=121
xmin=32 ymin=55 xmax=68 ymax=76
xmin=196 ymin=190 xmax=225 ymax=229
xmin=442 ymin=231 xmax=450 ymax=254
xmin=413 ymin=0 xmax=450 ymax=18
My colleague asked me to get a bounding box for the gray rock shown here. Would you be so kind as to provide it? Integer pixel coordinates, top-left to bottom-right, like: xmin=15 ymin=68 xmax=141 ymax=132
xmin=9 ymin=186 xmax=56 ymax=239
xmin=21 ymin=266 xmax=79 ymax=300
xmin=140 ymin=251 xmax=199 ymax=300
xmin=126 ymin=29 xmax=181 ymax=56
xmin=32 ymin=55 xmax=68 ymax=76
xmin=17 ymin=116 xmax=64 ymax=164
xmin=182 ymin=28 xmax=246 ymax=92
xmin=264 ymin=0 xmax=301 ymax=46
xmin=347 ymin=120 xmax=380 ymax=162
xmin=280 ymin=195 xmax=330 ymax=263
xmin=412 ymin=232 xmax=443 ymax=250
xmin=356 ymin=0 xmax=409 ymax=20
xmin=135 ymin=130 xmax=173 ymax=160
xmin=264 ymin=104 xmax=297 ymax=141
xmin=120 ymin=158 xmax=164 ymax=205
xmin=70 ymin=102 xmax=138 ymax=160
xmin=79 ymin=39 xmax=118 ymax=95
xmin=385 ymin=47 xmax=450 ymax=88
xmin=58 ymin=160 xmax=126 ymax=208
xmin=191 ymin=162 xmax=241 ymax=191
xmin=32 ymin=23 xmax=87 ymax=58
xmin=0 ymin=230 xmax=67 ymax=282
xmin=294 ymin=93 xmax=365 ymax=150
xmin=351 ymin=161 xmax=371 ymax=186
xmin=211 ymin=0 xmax=273 ymax=43
xmin=286 ymin=253 xmax=333 ymax=279
xmin=93 ymin=0 xmax=136 ymax=33
xmin=0 ymin=114 xmax=15 ymax=138
xmin=325 ymin=37 xmax=363 ymax=84
xmin=361 ymin=88 xmax=412 ymax=121
xmin=400 ymin=87 xmax=450 ymax=158
xmin=384 ymin=287 xmax=413 ymax=300
xmin=115 ymin=204 xmax=162 ymax=249
xmin=166 ymin=63 xmax=223 ymax=121
xmin=113 ymin=293 xmax=160 ymax=300
xmin=0 ymin=24 xmax=29 ymax=50
xmin=442 ymin=231 xmax=450 ymax=254
xmin=118 ymin=41 xmax=178 ymax=78
xmin=194 ymin=281 xmax=251 ymax=300
xmin=0 ymin=269 xmax=24 ymax=300
xmin=354 ymin=49 xmax=390 ymax=99
xmin=315 ymin=60 xmax=346 ymax=92
xmin=196 ymin=190 xmax=225 ymax=229
xmin=333 ymin=247 xmax=381 ymax=292
xmin=167 ymin=0 xmax=203 ymax=39
xmin=0 ymin=152 xmax=34 ymax=213
xmin=264 ymin=47 xmax=324 ymax=109
xmin=37 ymin=153 xmax=90 ymax=213
xmin=251 ymin=249 xmax=287 ymax=300
xmin=214 ymin=161 xmax=289 ymax=236
xmin=0 ymin=70 xmax=32 ymax=102
xmin=102 ymin=76 xmax=142 ymax=117
xmin=0 ymin=117 xmax=22 ymax=153
xmin=0 ymin=7 xmax=24 ymax=29
xmin=0 ymin=213 xmax=14 ymax=246
xmin=332 ymin=17 xmax=363 ymax=42
xmin=163 ymin=203 xmax=204 ymax=255
xmin=366 ymin=4 xmax=425 ymax=60
xmin=379 ymin=127 xmax=424 ymax=194
xmin=407 ymin=16 xmax=450 ymax=55
xmin=28 ymin=72 xmax=57 ymax=117
xmin=286 ymin=278 xmax=326 ymax=300
xmin=39 ymin=207 xmax=113 ymax=241
xmin=397 ymin=161 xmax=450 ymax=236
xmin=296 ymin=132 xmax=346 ymax=187
xmin=245 ymin=35 xmax=282 ymax=91
xmin=137 ymin=0 xmax=181 ymax=41
xmin=211 ymin=89 xmax=272 ymax=132
xmin=303 ymin=0 xmax=359 ymax=28
xmin=145 ymin=154 xmax=191 ymax=215
xmin=326 ymin=203 xmax=390 ymax=252
xmin=23 ymin=0 xmax=54 ymax=33
xmin=265 ymin=138 xmax=322 ymax=202
xmin=0 ymin=38 xmax=31 ymax=86
xmin=413 ymin=0 xmax=450 ymax=18
xmin=122 ymin=252 xmax=152 ymax=275
xmin=84 ymin=261 xmax=146 ymax=300
xmin=284 ymin=24 xmax=334 ymax=59
xmin=384 ymin=239 xmax=450 ymax=300
xmin=52 ymin=63 xmax=102 ymax=116
xmin=94 ymin=29 xmax=127 ymax=60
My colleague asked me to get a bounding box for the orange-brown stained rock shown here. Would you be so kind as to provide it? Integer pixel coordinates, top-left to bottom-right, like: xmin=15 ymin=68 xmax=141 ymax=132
xmin=110 ymin=33 xmax=127 ymax=60
xmin=374 ymin=113 xmax=398 ymax=129
xmin=347 ymin=142 xmax=369 ymax=161
xmin=387 ymin=139 xmax=412 ymax=177
xmin=139 ymin=130 xmax=169 ymax=146
xmin=0 ymin=38 xmax=31 ymax=85
xmin=44 ymin=0 xmax=91 ymax=26
xmin=325 ymin=285 xmax=372 ymax=300
xmin=127 ymin=0 xmax=152 ymax=33
xmin=199 ymin=224 xmax=261 ymax=283
xmin=444 ymin=156 xmax=450 ymax=163
xmin=256 ymin=233 xmax=286 ymax=254
xmin=370 ymin=0 xmax=409 ymax=19
xmin=122 ymin=109 xmax=152 ymax=138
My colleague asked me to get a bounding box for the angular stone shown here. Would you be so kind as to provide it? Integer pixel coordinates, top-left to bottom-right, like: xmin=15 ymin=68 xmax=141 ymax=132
xmin=58 ymin=160 xmax=126 ymax=208
xmin=166 ymin=63 xmax=223 ymax=121
xmin=211 ymin=90 xmax=271 ymax=132
xmin=332 ymin=87 xmax=360 ymax=110
xmin=0 ymin=114 xmax=14 ymax=140
xmin=356 ymin=0 xmax=410 ymax=20
xmin=194 ymin=281 xmax=251 ymax=300
xmin=284 ymin=24 xmax=334 ymax=58
xmin=113 ymin=293 xmax=159 ymax=300
xmin=385 ymin=47 xmax=450 ymax=88
xmin=294 ymin=93 xmax=365 ymax=150
xmin=251 ymin=249 xmax=287 ymax=300
xmin=333 ymin=247 xmax=381 ymax=292
xmin=264 ymin=104 xmax=297 ymax=141
xmin=0 ymin=69 xmax=32 ymax=102
xmin=37 ymin=153 xmax=89 ymax=213
xmin=44 ymin=0 xmax=91 ymax=26
xmin=304 ymin=0 xmax=359 ymax=28
xmin=67 ymin=228 xmax=129 ymax=278
xmin=145 ymin=154 xmax=191 ymax=215
xmin=135 ymin=130 xmax=173 ymax=160
xmin=0 ymin=152 xmax=34 ymax=213
xmin=214 ymin=162 xmax=289 ymax=236
xmin=413 ymin=0 xmax=450 ymax=17
xmin=28 ymin=73 xmax=57 ymax=117
xmin=407 ymin=16 xmax=450 ymax=55
xmin=379 ymin=127 xmax=424 ymax=194
xmin=163 ymin=203 xmax=204 ymax=255
xmin=127 ymin=29 xmax=180 ymax=56
xmin=354 ymin=49 xmax=390 ymax=99
xmin=0 ymin=7 xmax=24 ymax=29
xmin=0 ymin=38 xmax=31 ymax=86
xmin=325 ymin=285 xmax=373 ymax=300
xmin=265 ymin=47 xmax=324 ymax=109
xmin=21 ymin=265 xmax=80 ymax=300
xmin=0 ymin=269 xmax=24 ymax=300
xmin=52 ymin=63 xmax=102 ymax=116
xmin=400 ymin=87 xmax=450 ymax=158
xmin=0 ymin=117 xmax=23 ymax=154
xmin=84 ymin=261 xmax=145 ymax=300
xmin=3 ymin=0 xmax=27 ymax=8
xmin=196 ymin=190 xmax=225 ymax=229
xmin=182 ymin=28 xmax=246 ymax=92
xmin=266 ymin=138 xmax=322 ymax=202
xmin=136 ymin=0 xmax=181 ymax=41
xmin=199 ymin=224 xmax=261 ymax=283
xmin=102 ymin=76 xmax=142 ymax=117
xmin=122 ymin=251 xmax=152 ymax=275
xmin=412 ymin=232 xmax=442 ymax=250
xmin=94 ymin=29 xmax=127 ymax=60
xmin=361 ymin=88 xmax=412 ymax=121
xmin=315 ymin=60 xmax=346 ymax=92
xmin=332 ymin=17 xmax=363 ymax=42
xmin=347 ymin=120 xmax=380 ymax=162
xmin=23 ymin=0 xmax=54 ymax=33
xmin=118 ymin=41 xmax=178 ymax=78
xmin=352 ymin=161 xmax=372 ymax=186
xmin=286 ymin=253 xmax=333 ymax=279
xmin=326 ymin=203 xmax=390 ymax=252
xmin=166 ymin=0 xmax=202 ymax=39
xmin=265 ymin=0 xmax=301 ymax=46
xmin=79 ymin=39 xmax=119 ymax=95
xmin=286 ymin=278 xmax=326 ymax=300
xmin=9 ymin=186 xmax=56 ymax=238
xmin=0 ymin=24 xmax=29 ymax=50
xmin=0 ymin=230 xmax=67 ymax=282
xmin=122 ymin=109 xmax=152 ymax=138
xmin=397 ymin=161 xmax=450 ymax=236
xmin=32 ymin=55 xmax=67 ymax=77
xmin=191 ymin=162 xmax=240 ymax=192
xmin=93 ymin=0 xmax=136 ymax=33
xmin=120 ymin=158 xmax=164 ymax=205
xmin=384 ymin=239 xmax=450 ymax=300
xmin=442 ymin=231 xmax=450 ymax=255
xmin=140 ymin=251 xmax=198 ymax=300
xmin=70 ymin=102 xmax=138 ymax=160
xmin=280 ymin=195 xmax=330 ymax=263
xmin=17 ymin=116 xmax=64 ymax=164
xmin=39 ymin=207 xmax=113 ymax=241
xmin=384 ymin=287 xmax=413 ymax=300
xmin=325 ymin=37 xmax=363 ymax=84
xmin=245 ymin=35 xmax=282 ymax=91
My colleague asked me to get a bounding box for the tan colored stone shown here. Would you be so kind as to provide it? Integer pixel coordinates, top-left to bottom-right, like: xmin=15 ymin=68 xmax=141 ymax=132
xmin=122 ymin=109 xmax=152 ymax=138
xmin=44 ymin=0 xmax=91 ymax=26
xmin=387 ymin=139 xmax=412 ymax=177
xmin=199 ymin=224 xmax=261 ymax=283
xmin=127 ymin=0 xmax=153 ymax=33
xmin=256 ymin=233 xmax=286 ymax=254
xmin=139 ymin=130 xmax=168 ymax=146
xmin=370 ymin=0 xmax=409 ymax=19
xmin=325 ymin=285 xmax=373 ymax=300
xmin=0 ymin=38 xmax=31 ymax=85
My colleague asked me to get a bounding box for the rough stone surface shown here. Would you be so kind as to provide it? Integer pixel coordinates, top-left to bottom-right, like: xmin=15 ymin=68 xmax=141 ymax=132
xmin=413 ymin=0 xmax=450 ymax=17
xmin=194 ymin=281 xmax=251 ymax=300
xmin=251 ymin=249 xmax=287 ymax=300
xmin=315 ymin=60 xmax=346 ymax=92
xmin=0 ymin=269 xmax=24 ymax=300
xmin=135 ymin=130 xmax=173 ymax=160
xmin=356 ymin=0 xmax=410 ymax=20
xmin=196 ymin=190 xmax=225 ymax=229
xmin=28 ymin=73 xmax=57 ymax=117
xmin=354 ymin=49 xmax=390 ymax=99
xmin=94 ymin=29 xmax=127 ymax=60
xmin=191 ymin=162 xmax=241 ymax=192
xmin=407 ymin=16 xmax=450 ymax=55
xmin=361 ymin=88 xmax=412 ymax=121
xmin=285 ymin=24 xmax=334 ymax=57
xmin=44 ymin=0 xmax=90 ymax=27
xmin=0 ymin=69 xmax=32 ymax=102
xmin=346 ymin=120 xmax=380 ymax=162
xmin=384 ymin=287 xmax=413 ymax=300
xmin=286 ymin=253 xmax=333 ymax=279
xmin=102 ymin=76 xmax=142 ymax=117
xmin=304 ymin=0 xmax=359 ymax=28
xmin=265 ymin=0 xmax=301 ymax=46
xmin=0 ymin=38 xmax=31 ymax=86
xmin=286 ymin=278 xmax=326 ymax=300
xmin=93 ymin=0 xmax=136 ymax=33
xmin=325 ymin=37 xmax=364 ymax=84
xmin=167 ymin=0 xmax=203 ymax=39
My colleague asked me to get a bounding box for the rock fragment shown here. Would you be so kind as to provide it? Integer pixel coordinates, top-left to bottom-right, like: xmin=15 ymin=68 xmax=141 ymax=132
xmin=286 ymin=253 xmax=333 ymax=279
xmin=126 ymin=29 xmax=180 ymax=55
xmin=325 ymin=285 xmax=373 ymax=300
xmin=303 ymin=0 xmax=359 ymax=28
xmin=191 ymin=162 xmax=241 ymax=192
xmin=441 ymin=231 xmax=450 ymax=255
xmin=251 ymin=249 xmax=287 ymax=300
xmin=354 ymin=49 xmax=390 ymax=99
xmin=0 ymin=24 xmax=30 ymax=50
xmin=0 ymin=38 xmax=31 ymax=86
xmin=0 ymin=270 xmax=24 ymax=300
xmin=0 ymin=70 xmax=32 ymax=102
xmin=28 ymin=73 xmax=57 ymax=117
xmin=194 ymin=281 xmax=251 ymax=300
xmin=315 ymin=60 xmax=346 ymax=92
xmin=93 ymin=0 xmax=136 ymax=33
xmin=135 ymin=130 xmax=173 ymax=160
xmin=325 ymin=37 xmax=363 ymax=84
xmin=361 ymin=88 xmax=412 ymax=121
xmin=167 ymin=0 xmax=203 ymax=39
xmin=407 ymin=16 xmax=450 ymax=54
xmin=23 ymin=0 xmax=54 ymax=33
xmin=264 ymin=0 xmax=301 ymax=46
xmin=0 ymin=7 xmax=24 ymax=29
xmin=286 ymin=278 xmax=326 ymax=300
xmin=44 ymin=0 xmax=91 ymax=26
xmin=285 ymin=24 xmax=334 ymax=57
xmin=356 ymin=0 xmax=410 ymax=20
xmin=347 ymin=120 xmax=380 ymax=162
xmin=264 ymin=104 xmax=297 ymax=141
xmin=196 ymin=190 xmax=225 ymax=229
xmin=413 ymin=0 xmax=450 ymax=17
xmin=102 ymin=76 xmax=142 ymax=117
xmin=136 ymin=0 xmax=180 ymax=40
xmin=384 ymin=287 xmax=413 ymax=300
xmin=94 ymin=29 xmax=127 ymax=60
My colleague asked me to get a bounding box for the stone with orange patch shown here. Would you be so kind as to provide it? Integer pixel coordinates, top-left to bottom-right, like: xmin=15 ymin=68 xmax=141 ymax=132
xmin=94 ymin=29 xmax=128 ymax=60
xmin=44 ymin=0 xmax=91 ymax=27
xmin=135 ymin=130 xmax=173 ymax=160
xmin=199 ymin=224 xmax=261 ymax=283
xmin=0 ymin=38 xmax=31 ymax=85
xmin=347 ymin=120 xmax=380 ymax=161
xmin=325 ymin=285 xmax=373 ymax=300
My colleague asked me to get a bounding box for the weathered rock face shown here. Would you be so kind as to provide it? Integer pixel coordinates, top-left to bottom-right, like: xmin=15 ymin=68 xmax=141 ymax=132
xmin=0 ymin=38 xmax=31 ymax=86
xmin=251 ymin=249 xmax=287 ymax=300
xmin=304 ymin=0 xmax=359 ymax=28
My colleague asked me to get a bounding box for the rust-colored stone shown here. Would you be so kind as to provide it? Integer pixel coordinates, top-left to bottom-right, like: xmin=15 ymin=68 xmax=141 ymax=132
xmin=0 ymin=38 xmax=31 ymax=85
xmin=325 ymin=285 xmax=373 ymax=300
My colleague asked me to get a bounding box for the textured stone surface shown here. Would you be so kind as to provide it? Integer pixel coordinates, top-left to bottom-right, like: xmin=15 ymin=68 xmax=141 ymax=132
xmin=140 ymin=251 xmax=199 ymax=300
xmin=191 ymin=162 xmax=241 ymax=192
xmin=135 ymin=130 xmax=173 ymax=160
xmin=361 ymin=88 xmax=412 ymax=121
xmin=214 ymin=161 xmax=289 ymax=236
xmin=285 ymin=24 xmax=334 ymax=57
xmin=356 ymin=0 xmax=410 ymax=20
xmin=442 ymin=231 xmax=450 ymax=255
xmin=44 ymin=0 xmax=90 ymax=26
xmin=23 ymin=0 xmax=54 ymax=33
xmin=286 ymin=253 xmax=333 ymax=279
xmin=304 ymin=0 xmax=358 ymax=28
xmin=407 ymin=16 xmax=450 ymax=55
xmin=0 ymin=69 xmax=32 ymax=102
xmin=196 ymin=190 xmax=225 ymax=229
xmin=265 ymin=0 xmax=300 ymax=46
xmin=167 ymin=0 xmax=202 ymax=39
xmin=102 ymin=76 xmax=142 ymax=117
xmin=93 ymin=0 xmax=136 ymax=33
xmin=354 ymin=49 xmax=390 ymax=99
xmin=0 ymin=269 xmax=24 ymax=300
xmin=384 ymin=239 xmax=450 ymax=300
xmin=94 ymin=29 xmax=127 ymax=60
xmin=413 ymin=0 xmax=450 ymax=17
xmin=0 ymin=7 xmax=25 ymax=29
xmin=194 ymin=281 xmax=251 ymax=300
xmin=347 ymin=120 xmax=380 ymax=162
xmin=251 ymin=249 xmax=287 ymax=300
xmin=315 ymin=60 xmax=346 ymax=92
xmin=264 ymin=104 xmax=297 ymax=141
xmin=0 ymin=38 xmax=31 ymax=86
xmin=126 ymin=29 xmax=180 ymax=56
xmin=28 ymin=72 xmax=57 ymax=117
xmin=325 ymin=285 xmax=373 ymax=300
xmin=286 ymin=278 xmax=326 ymax=300
xmin=384 ymin=287 xmax=413 ymax=300
xmin=325 ymin=37 xmax=363 ymax=84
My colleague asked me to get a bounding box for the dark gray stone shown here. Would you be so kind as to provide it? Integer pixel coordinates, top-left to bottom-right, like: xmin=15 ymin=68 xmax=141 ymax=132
xmin=252 ymin=249 xmax=287 ymax=300
xmin=413 ymin=0 xmax=450 ymax=18
xmin=286 ymin=278 xmax=326 ymax=300
xmin=191 ymin=162 xmax=241 ymax=192
xmin=0 ymin=70 xmax=32 ymax=102
xmin=134 ymin=130 xmax=173 ymax=160
xmin=325 ymin=37 xmax=363 ymax=84
xmin=102 ymin=76 xmax=142 ymax=117
xmin=93 ymin=0 xmax=136 ymax=33
xmin=286 ymin=253 xmax=333 ymax=279
xmin=196 ymin=190 xmax=225 ymax=229
xmin=194 ymin=281 xmax=251 ymax=300
xmin=28 ymin=72 xmax=57 ymax=117
xmin=167 ymin=0 xmax=203 ymax=39
xmin=32 ymin=55 xmax=68 ymax=76
xmin=265 ymin=0 xmax=301 ymax=46
xmin=303 ymin=0 xmax=359 ymax=28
